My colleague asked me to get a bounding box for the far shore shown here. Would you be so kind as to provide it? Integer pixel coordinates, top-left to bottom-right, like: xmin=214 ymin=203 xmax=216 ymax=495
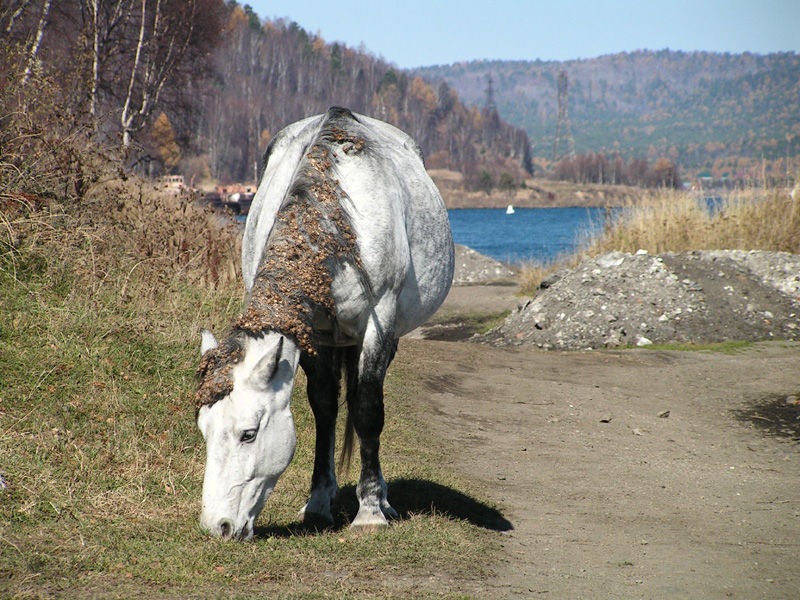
xmin=428 ymin=170 xmax=649 ymax=210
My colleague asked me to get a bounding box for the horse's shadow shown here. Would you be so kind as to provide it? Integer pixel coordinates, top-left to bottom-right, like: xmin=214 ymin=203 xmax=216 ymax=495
xmin=256 ymin=478 xmax=513 ymax=538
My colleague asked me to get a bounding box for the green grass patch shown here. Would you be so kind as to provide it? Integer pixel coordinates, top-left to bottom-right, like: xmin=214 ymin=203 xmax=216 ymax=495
xmin=463 ymin=310 xmax=512 ymax=335
xmin=423 ymin=310 xmax=512 ymax=341
xmin=0 ymin=202 xmax=498 ymax=599
xmin=435 ymin=309 xmax=511 ymax=334
xmin=635 ymin=340 xmax=754 ymax=354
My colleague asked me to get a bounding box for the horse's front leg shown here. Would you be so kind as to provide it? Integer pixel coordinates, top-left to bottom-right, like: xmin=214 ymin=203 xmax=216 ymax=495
xmin=346 ymin=335 xmax=399 ymax=529
xmin=298 ymin=348 xmax=341 ymax=526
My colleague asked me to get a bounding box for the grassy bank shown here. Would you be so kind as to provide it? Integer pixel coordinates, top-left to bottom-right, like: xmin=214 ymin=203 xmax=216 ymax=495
xmin=0 ymin=186 xmax=497 ymax=599
xmin=519 ymin=187 xmax=800 ymax=295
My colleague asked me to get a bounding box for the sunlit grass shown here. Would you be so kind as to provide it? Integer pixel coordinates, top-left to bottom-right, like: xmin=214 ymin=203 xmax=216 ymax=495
xmin=0 ymin=189 xmax=496 ymax=599
xmin=631 ymin=341 xmax=753 ymax=353
xmin=587 ymin=187 xmax=800 ymax=256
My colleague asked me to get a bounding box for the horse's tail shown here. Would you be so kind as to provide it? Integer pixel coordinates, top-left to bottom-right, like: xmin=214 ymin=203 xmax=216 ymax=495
xmin=338 ymin=346 xmax=359 ymax=476
xmin=338 ymin=410 xmax=355 ymax=476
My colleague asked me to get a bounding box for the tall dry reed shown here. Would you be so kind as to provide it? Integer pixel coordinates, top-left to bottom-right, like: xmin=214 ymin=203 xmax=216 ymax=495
xmin=587 ymin=187 xmax=799 ymax=256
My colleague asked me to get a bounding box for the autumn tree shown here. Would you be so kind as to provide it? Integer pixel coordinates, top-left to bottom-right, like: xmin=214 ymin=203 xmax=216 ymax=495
xmin=649 ymin=158 xmax=682 ymax=188
xmin=553 ymin=153 xmax=682 ymax=188
xmin=192 ymin=8 xmax=534 ymax=185
xmin=152 ymin=111 xmax=181 ymax=169
xmin=3 ymin=0 xmax=223 ymax=154
xmin=117 ymin=0 xmax=204 ymax=147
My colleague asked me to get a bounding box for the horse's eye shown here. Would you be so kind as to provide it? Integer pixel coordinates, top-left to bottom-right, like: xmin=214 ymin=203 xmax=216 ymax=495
xmin=240 ymin=429 xmax=258 ymax=443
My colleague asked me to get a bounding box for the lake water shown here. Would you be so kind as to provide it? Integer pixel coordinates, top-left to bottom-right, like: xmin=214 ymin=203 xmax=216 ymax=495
xmin=237 ymin=206 xmax=608 ymax=267
xmin=448 ymin=207 xmax=609 ymax=266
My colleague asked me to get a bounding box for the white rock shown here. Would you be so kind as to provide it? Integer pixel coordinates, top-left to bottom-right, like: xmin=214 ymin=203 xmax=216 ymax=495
xmin=596 ymin=251 xmax=627 ymax=268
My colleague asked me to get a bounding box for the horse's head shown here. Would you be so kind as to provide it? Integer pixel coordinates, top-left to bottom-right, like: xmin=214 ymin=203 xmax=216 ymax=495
xmin=195 ymin=329 xmax=300 ymax=540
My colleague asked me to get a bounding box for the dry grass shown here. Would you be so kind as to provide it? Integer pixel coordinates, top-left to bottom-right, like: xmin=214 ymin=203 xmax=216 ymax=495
xmin=1 ymin=175 xmax=496 ymax=599
xmin=1 ymin=50 xmax=498 ymax=598
xmin=588 ymin=187 xmax=800 ymax=256
xmin=517 ymin=187 xmax=800 ymax=296
xmin=84 ymin=179 xmax=243 ymax=288
xmin=516 ymin=261 xmax=558 ymax=295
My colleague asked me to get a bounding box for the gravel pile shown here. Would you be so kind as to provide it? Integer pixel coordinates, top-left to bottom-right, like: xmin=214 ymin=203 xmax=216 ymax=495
xmin=453 ymin=244 xmax=516 ymax=285
xmin=478 ymin=250 xmax=800 ymax=350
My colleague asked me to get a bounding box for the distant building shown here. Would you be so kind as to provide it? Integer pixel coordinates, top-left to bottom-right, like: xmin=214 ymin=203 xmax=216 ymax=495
xmin=216 ymin=184 xmax=256 ymax=202
xmin=207 ymin=183 xmax=256 ymax=215
xmin=158 ymin=175 xmax=185 ymax=194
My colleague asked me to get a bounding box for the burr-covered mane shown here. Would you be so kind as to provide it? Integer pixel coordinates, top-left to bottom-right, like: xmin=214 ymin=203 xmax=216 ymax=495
xmin=234 ymin=113 xmax=367 ymax=353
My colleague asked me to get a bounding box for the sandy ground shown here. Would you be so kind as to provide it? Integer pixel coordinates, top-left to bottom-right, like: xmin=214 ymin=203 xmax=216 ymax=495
xmin=396 ymin=283 xmax=800 ymax=599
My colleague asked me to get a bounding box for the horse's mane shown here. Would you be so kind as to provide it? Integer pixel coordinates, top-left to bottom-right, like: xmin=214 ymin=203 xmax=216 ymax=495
xmin=195 ymin=329 xmax=246 ymax=410
xmin=196 ymin=109 xmax=376 ymax=416
xmin=234 ymin=109 xmax=370 ymax=354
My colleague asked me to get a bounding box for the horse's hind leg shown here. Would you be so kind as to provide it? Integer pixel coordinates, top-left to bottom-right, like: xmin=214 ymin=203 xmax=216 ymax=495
xmin=345 ymin=337 xmax=399 ymax=529
xmin=298 ymin=347 xmax=342 ymax=526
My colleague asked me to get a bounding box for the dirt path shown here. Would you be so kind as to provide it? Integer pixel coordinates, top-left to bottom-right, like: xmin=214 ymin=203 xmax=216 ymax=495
xmin=397 ymin=285 xmax=800 ymax=599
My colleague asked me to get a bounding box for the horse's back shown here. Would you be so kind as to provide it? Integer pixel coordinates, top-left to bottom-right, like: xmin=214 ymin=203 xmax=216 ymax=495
xmin=315 ymin=109 xmax=453 ymax=335
xmin=244 ymin=108 xmax=453 ymax=340
xmin=242 ymin=114 xmax=322 ymax=289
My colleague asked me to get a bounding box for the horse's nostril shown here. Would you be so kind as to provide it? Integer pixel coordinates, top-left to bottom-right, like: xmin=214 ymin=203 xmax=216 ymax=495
xmin=219 ymin=519 xmax=234 ymax=539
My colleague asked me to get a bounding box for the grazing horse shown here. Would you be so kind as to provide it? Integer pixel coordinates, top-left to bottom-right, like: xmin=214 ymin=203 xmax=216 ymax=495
xmin=195 ymin=107 xmax=454 ymax=540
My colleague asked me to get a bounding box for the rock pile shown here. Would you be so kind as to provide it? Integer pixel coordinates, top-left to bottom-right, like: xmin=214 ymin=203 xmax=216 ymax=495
xmin=452 ymin=244 xmax=516 ymax=285
xmin=478 ymin=250 xmax=800 ymax=350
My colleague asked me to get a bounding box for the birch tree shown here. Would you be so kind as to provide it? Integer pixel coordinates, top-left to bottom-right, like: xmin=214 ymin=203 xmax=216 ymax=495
xmin=21 ymin=0 xmax=50 ymax=84
xmin=80 ymin=0 xmax=128 ymax=120
xmin=2 ymin=0 xmax=34 ymax=35
xmin=119 ymin=0 xmax=197 ymax=148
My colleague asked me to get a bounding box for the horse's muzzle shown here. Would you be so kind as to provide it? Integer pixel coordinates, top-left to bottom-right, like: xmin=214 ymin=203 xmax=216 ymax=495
xmin=202 ymin=517 xmax=252 ymax=541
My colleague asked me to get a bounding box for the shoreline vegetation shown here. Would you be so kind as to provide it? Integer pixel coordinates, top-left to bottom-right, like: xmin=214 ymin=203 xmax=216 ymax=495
xmin=429 ymin=169 xmax=649 ymax=210
xmin=516 ymin=185 xmax=800 ymax=295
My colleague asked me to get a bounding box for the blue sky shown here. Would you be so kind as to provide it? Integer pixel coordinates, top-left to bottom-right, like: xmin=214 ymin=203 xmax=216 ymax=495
xmin=246 ymin=0 xmax=798 ymax=68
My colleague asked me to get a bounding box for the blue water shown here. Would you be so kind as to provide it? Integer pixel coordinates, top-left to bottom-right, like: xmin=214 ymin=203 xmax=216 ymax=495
xmin=448 ymin=207 xmax=608 ymax=266
xmin=237 ymin=207 xmax=608 ymax=267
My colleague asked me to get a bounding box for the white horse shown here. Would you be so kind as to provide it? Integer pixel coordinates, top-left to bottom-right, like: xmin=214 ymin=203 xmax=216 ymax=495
xmin=196 ymin=107 xmax=454 ymax=540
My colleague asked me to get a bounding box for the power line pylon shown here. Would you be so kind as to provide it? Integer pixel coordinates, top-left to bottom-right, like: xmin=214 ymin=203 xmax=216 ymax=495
xmin=553 ymin=71 xmax=575 ymax=161
xmin=485 ymin=74 xmax=497 ymax=112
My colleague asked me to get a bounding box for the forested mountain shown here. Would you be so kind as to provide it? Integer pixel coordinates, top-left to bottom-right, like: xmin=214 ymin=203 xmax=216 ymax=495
xmin=418 ymin=51 xmax=800 ymax=179
xmin=1 ymin=0 xmax=531 ymax=193
xmin=192 ymin=5 xmax=532 ymax=187
xmin=6 ymin=0 xmax=794 ymax=193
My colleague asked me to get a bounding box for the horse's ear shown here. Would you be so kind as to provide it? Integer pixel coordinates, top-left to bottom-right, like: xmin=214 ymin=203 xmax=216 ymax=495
xmin=248 ymin=336 xmax=284 ymax=390
xmin=200 ymin=329 xmax=218 ymax=354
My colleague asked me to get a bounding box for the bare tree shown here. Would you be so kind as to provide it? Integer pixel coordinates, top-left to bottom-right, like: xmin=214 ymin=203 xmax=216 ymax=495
xmin=21 ymin=0 xmax=50 ymax=83
xmin=119 ymin=0 xmax=197 ymax=147
xmin=2 ymin=0 xmax=34 ymax=35
xmin=80 ymin=0 xmax=128 ymax=120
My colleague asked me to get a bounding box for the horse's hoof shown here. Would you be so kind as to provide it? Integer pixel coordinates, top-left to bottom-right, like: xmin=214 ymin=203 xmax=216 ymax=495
xmin=350 ymin=509 xmax=389 ymax=530
xmin=298 ymin=508 xmax=334 ymax=529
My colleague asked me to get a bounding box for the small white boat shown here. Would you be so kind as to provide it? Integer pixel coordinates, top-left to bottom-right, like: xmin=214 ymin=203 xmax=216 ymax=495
xmin=506 ymin=204 xmax=515 ymax=214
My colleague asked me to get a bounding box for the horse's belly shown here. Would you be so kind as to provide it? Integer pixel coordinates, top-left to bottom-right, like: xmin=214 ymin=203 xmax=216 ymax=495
xmin=310 ymin=312 xmax=362 ymax=346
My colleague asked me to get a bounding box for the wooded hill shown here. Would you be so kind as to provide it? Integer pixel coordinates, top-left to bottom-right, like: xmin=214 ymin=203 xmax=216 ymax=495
xmin=418 ymin=51 xmax=800 ymax=181
xmin=6 ymin=1 xmax=794 ymax=195
xmin=194 ymin=5 xmax=532 ymax=188
xmin=1 ymin=0 xmax=532 ymax=194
